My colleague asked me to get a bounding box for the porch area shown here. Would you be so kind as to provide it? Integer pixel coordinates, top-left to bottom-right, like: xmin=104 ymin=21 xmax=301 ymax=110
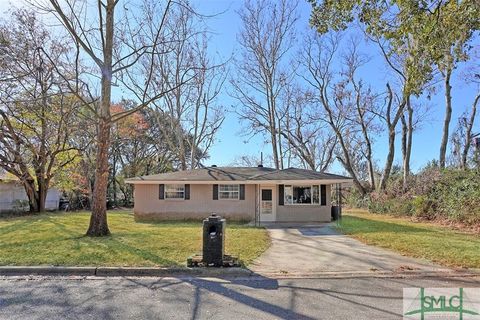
xmin=254 ymin=183 xmax=344 ymax=225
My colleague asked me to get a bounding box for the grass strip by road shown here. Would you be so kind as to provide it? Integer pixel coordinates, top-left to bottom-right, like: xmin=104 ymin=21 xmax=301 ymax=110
xmin=0 ymin=211 xmax=269 ymax=267
xmin=337 ymin=210 xmax=480 ymax=269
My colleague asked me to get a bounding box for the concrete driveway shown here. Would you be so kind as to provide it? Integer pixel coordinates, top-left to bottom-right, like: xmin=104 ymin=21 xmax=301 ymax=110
xmin=250 ymin=224 xmax=453 ymax=276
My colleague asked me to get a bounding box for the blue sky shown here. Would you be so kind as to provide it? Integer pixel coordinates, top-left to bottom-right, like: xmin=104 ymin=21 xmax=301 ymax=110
xmin=196 ymin=0 xmax=480 ymax=173
xmin=1 ymin=0 xmax=478 ymax=174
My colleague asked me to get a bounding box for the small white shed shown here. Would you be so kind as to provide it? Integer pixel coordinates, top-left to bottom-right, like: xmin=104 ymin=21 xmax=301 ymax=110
xmin=0 ymin=180 xmax=60 ymax=213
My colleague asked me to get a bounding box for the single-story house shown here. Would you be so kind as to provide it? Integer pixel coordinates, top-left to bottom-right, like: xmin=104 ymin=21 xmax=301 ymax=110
xmin=126 ymin=166 xmax=352 ymax=223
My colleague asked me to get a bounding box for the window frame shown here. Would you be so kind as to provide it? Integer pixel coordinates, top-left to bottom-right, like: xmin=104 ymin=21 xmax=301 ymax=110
xmin=284 ymin=184 xmax=321 ymax=206
xmin=218 ymin=184 xmax=240 ymax=200
xmin=164 ymin=184 xmax=185 ymax=200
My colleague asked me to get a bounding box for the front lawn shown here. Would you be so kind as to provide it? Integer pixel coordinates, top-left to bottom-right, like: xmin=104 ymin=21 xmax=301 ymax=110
xmin=0 ymin=211 xmax=269 ymax=267
xmin=337 ymin=209 xmax=480 ymax=269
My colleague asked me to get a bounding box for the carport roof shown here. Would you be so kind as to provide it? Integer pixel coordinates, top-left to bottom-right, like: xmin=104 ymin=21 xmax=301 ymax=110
xmin=126 ymin=166 xmax=352 ymax=184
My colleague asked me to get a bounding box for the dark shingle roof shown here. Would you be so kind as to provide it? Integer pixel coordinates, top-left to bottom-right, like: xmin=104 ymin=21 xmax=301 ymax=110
xmin=127 ymin=167 xmax=276 ymax=182
xmin=250 ymin=167 xmax=351 ymax=181
xmin=126 ymin=166 xmax=351 ymax=183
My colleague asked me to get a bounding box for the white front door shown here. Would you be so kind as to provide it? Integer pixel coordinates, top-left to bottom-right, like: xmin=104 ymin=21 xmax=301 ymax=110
xmin=260 ymin=187 xmax=276 ymax=222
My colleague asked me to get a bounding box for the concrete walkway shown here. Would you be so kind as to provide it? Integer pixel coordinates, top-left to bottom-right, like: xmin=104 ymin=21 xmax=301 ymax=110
xmin=250 ymin=224 xmax=453 ymax=276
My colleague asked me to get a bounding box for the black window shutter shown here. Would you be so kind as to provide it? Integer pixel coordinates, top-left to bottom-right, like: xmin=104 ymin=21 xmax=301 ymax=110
xmin=321 ymin=185 xmax=326 ymax=206
xmin=213 ymin=184 xmax=218 ymax=200
xmin=184 ymin=184 xmax=190 ymax=200
xmin=239 ymin=184 xmax=245 ymax=200
xmin=159 ymin=184 xmax=165 ymax=200
xmin=278 ymin=184 xmax=284 ymax=205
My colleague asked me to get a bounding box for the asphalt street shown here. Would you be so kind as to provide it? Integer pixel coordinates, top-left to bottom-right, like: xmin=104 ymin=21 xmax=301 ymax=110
xmin=0 ymin=275 xmax=479 ymax=320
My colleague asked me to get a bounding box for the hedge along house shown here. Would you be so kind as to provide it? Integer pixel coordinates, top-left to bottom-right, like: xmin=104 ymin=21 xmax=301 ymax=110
xmin=126 ymin=166 xmax=352 ymax=223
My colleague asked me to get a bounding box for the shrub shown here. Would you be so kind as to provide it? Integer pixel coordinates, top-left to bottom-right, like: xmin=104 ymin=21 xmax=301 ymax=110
xmin=411 ymin=195 xmax=435 ymax=219
xmin=368 ymin=192 xmax=391 ymax=214
xmin=367 ymin=168 xmax=480 ymax=224
xmin=12 ymin=199 xmax=29 ymax=213
xmin=344 ymin=188 xmax=370 ymax=209
xmin=429 ymin=169 xmax=480 ymax=223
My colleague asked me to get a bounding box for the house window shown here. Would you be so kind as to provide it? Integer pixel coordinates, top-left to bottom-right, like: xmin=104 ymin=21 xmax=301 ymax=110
xmin=164 ymin=184 xmax=185 ymax=199
xmin=218 ymin=184 xmax=239 ymax=200
xmin=284 ymin=185 xmax=321 ymax=205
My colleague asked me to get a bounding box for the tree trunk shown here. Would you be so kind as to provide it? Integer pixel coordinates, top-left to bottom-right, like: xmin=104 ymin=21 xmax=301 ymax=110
xmin=401 ymin=100 xmax=413 ymax=190
xmin=87 ymin=117 xmax=111 ymax=236
xmin=270 ymin=130 xmax=279 ymax=169
xmin=87 ymin=0 xmax=114 ymax=237
xmin=112 ymin=147 xmax=117 ymax=207
xmin=267 ymin=86 xmax=280 ymax=169
xmin=38 ymin=180 xmax=47 ymax=212
xmin=366 ymin=154 xmax=375 ymax=191
xmin=461 ymin=93 xmax=480 ymax=169
xmin=24 ymin=179 xmax=39 ymax=212
xmin=379 ymin=127 xmax=396 ymax=191
xmin=277 ymin=122 xmax=284 ymax=170
xmin=379 ymin=86 xmax=405 ymax=192
xmin=401 ymin=114 xmax=407 ymax=182
xmin=38 ymin=82 xmax=48 ymax=212
xmin=439 ymin=68 xmax=452 ymax=169
xmin=357 ymin=97 xmax=375 ymax=191
xmin=269 ymin=100 xmax=280 ymax=169
xmin=404 ymin=102 xmax=413 ymax=186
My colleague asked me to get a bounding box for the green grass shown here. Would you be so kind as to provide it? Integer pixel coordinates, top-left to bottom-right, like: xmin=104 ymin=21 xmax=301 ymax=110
xmin=337 ymin=209 xmax=480 ymax=269
xmin=0 ymin=211 xmax=270 ymax=267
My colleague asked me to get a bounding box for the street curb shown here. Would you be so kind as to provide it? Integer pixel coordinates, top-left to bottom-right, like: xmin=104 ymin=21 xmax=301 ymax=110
xmin=249 ymin=270 xmax=480 ymax=279
xmin=0 ymin=266 xmax=252 ymax=278
xmin=95 ymin=267 xmax=253 ymax=277
xmin=0 ymin=266 xmax=97 ymax=276
xmin=0 ymin=266 xmax=478 ymax=279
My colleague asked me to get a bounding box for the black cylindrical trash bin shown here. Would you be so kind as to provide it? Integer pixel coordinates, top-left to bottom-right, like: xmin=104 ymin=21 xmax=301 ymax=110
xmin=331 ymin=206 xmax=341 ymax=221
xmin=202 ymin=213 xmax=226 ymax=266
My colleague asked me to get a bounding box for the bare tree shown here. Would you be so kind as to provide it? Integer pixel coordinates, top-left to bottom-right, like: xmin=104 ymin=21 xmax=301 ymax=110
xmin=149 ymin=5 xmax=225 ymax=170
xmin=341 ymin=43 xmax=381 ymax=190
xmin=376 ymin=84 xmax=405 ymax=191
xmin=33 ymin=0 xmax=182 ymax=236
xmin=301 ymin=33 xmax=381 ymax=195
xmin=187 ymin=48 xmax=226 ymax=169
xmin=231 ymin=0 xmax=299 ymax=170
xmin=451 ymin=93 xmax=480 ymax=169
xmin=0 ymin=10 xmax=81 ymax=212
xmin=280 ymin=84 xmax=336 ymax=171
xmin=369 ymin=35 xmax=433 ymax=191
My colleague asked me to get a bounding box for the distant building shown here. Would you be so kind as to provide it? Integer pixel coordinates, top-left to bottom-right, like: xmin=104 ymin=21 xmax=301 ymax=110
xmin=0 ymin=173 xmax=60 ymax=213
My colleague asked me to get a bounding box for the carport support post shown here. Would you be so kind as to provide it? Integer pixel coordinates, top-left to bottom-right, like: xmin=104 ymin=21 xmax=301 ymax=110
xmin=333 ymin=183 xmax=342 ymax=221
xmin=255 ymin=184 xmax=259 ymax=227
